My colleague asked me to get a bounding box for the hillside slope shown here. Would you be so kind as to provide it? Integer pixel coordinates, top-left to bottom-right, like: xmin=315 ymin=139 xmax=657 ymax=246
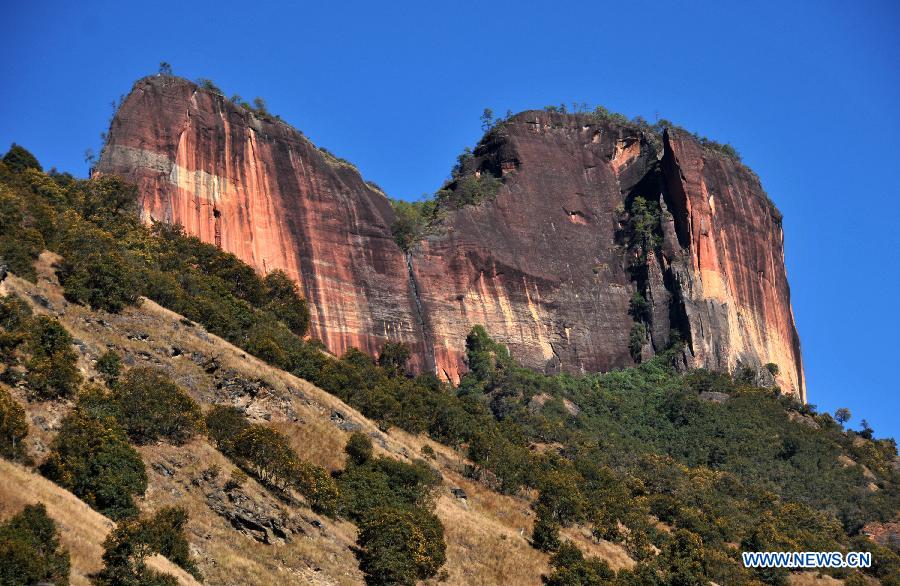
xmin=1 ymin=253 xmax=630 ymax=585
xmin=0 ymin=458 xmax=200 ymax=586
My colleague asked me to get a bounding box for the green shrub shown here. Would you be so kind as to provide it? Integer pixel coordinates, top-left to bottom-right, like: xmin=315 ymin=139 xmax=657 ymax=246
xmin=345 ymin=431 xmax=374 ymax=466
xmin=337 ymin=452 xmax=441 ymax=523
xmin=24 ymin=315 xmax=82 ymax=399
xmin=544 ymin=542 xmax=615 ymax=586
xmin=377 ymin=341 xmax=411 ymax=376
xmin=113 ymin=368 xmax=203 ymax=445
xmin=0 ymin=503 xmax=70 ymax=586
xmin=57 ymin=249 xmax=140 ymax=313
xmin=96 ymin=349 xmax=122 ymax=382
xmin=123 ymin=506 xmax=201 ymax=581
xmin=294 ymin=460 xmax=340 ymax=517
xmin=356 ymin=506 xmax=446 ymax=585
xmin=39 ymin=408 xmax=147 ymax=520
xmin=435 ymin=173 xmax=502 ymax=210
xmin=92 ymin=508 xmax=190 ymax=586
xmin=0 ymin=386 xmax=27 ymax=460
xmin=221 ymin=419 xmax=339 ymax=514
xmin=205 ymin=405 xmax=248 ymax=452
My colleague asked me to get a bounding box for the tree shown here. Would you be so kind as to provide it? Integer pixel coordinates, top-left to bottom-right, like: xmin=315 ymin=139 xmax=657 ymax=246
xmin=39 ymin=408 xmax=147 ymax=520
xmin=544 ymin=542 xmax=616 ymax=586
xmin=0 ymin=386 xmax=27 ymax=460
xmin=205 ymin=405 xmax=248 ymax=453
xmin=24 ymin=315 xmax=82 ymax=399
xmin=0 ymin=503 xmax=70 ymax=586
xmin=2 ymin=144 xmax=42 ymax=173
xmin=262 ymin=270 xmax=310 ymax=336
xmin=158 ymin=62 xmax=172 ymax=76
xmin=113 ymin=368 xmax=203 ymax=445
xmin=377 ymin=341 xmax=411 ymax=376
xmin=252 ymin=97 xmax=269 ymax=115
xmin=481 ymin=108 xmax=495 ymax=132
xmin=835 ymin=408 xmax=851 ymax=426
xmin=92 ymin=509 xmax=188 ymax=586
xmin=532 ymin=506 xmax=561 ymax=552
xmin=356 ymin=506 xmax=446 ymax=585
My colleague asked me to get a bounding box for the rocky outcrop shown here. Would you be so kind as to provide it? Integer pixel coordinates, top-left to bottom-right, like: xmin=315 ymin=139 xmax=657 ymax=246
xmin=97 ymin=76 xmax=427 ymax=369
xmin=98 ymin=76 xmax=804 ymax=398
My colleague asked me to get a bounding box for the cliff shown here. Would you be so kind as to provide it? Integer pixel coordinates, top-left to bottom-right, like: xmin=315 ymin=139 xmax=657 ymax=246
xmin=97 ymin=76 xmax=804 ymax=398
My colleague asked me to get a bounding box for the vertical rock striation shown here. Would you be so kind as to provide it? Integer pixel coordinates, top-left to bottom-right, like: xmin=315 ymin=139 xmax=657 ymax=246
xmin=98 ymin=77 xmax=804 ymax=398
xmin=97 ymin=75 xmax=427 ymax=369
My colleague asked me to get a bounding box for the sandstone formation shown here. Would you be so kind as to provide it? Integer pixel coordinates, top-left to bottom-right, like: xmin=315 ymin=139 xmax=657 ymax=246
xmin=98 ymin=76 xmax=804 ymax=398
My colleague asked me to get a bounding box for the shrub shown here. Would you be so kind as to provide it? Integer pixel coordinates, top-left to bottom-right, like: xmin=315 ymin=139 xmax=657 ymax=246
xmin=0 ymin=386 xmax=27 ymax=460
xmin=39 ymin=408 xmax=147 ymax=520
xmin=114 ymin=368 xmax=203 ymax=445
xmin=345 ymin=431 xmax=374 ymax=466
xmin=376 ymin=341 xmax=411 ymax=376
xmin=295 ymin=460 xmax=340 ymax=517
xmin=222 ymin=420 xmax=338 ymax=513
xmin=205 ymin=405 xmax=248 ymax=452
xmin=544 ymin=542 xmax=615 ymax=586
xmin=0 ymin=503 xmax=70 ymax=586
xmin=96 ymin=350 xmax=122 ymax=382
xmin=337 ymin=452 xmax=441 ymax=523
xmin=628 ymin=323 xmax=646 ymax=361
xmin=436 ymin=173 xmax=502 ymax=209
xmin=229 ymin=424 xmax=297 ymax=489
xmin=356 ymin=506 xmax=446 ymax=585
xmin=57 ymin=249 xmax=140 ymax=313
xmin=125 ymin=507 xmax=201 ymax=580
xmin=92 ymin=508 xmax=190 ymax=586
xmin=24 ymin=315 xmax=82 ymax=399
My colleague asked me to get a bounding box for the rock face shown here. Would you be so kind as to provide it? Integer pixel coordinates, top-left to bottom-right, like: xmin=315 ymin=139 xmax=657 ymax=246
xmin=98 ymin=76 xmax=804 ymax=398
xmin=97 ymin=76 xmax=426 ymax=368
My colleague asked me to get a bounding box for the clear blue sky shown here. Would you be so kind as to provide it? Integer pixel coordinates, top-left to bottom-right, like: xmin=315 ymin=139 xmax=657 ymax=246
xmin=3 ymin=1 xmax=899 ymax=438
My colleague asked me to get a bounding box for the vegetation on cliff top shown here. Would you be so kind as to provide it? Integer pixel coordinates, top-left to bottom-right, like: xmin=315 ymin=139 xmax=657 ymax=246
xmin=1 ymin=144 xmax=897 ymax=584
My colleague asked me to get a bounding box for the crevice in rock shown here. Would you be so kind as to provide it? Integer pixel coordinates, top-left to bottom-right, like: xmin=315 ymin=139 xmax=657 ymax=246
xmin=405 ymin=252 xmax=435 ymax=373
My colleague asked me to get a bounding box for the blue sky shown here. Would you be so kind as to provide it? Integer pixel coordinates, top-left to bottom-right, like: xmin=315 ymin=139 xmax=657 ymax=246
xmin=2 ymin=1 xmax=899 ymax=438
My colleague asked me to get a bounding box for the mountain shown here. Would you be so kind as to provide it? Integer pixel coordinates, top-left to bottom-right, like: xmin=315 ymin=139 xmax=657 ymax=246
xmin=97 ymin=76 xmax=804 ymax=397
xmin=2 ymin=142 xmax=897 ymax=585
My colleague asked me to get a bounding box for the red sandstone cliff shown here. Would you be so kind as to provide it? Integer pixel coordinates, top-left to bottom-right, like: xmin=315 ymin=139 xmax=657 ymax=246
xmin=97 ymin=76 xmax=427 ymax=368
xmin=97 ymin=76 xmax=804 ymax=398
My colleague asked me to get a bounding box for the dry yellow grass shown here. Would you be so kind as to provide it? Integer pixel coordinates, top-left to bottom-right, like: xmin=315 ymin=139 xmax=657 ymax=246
xmin=1 ymin=254 xmax=636 ymax=585
xmin=0 ymin=458 xmax=200 ymax=586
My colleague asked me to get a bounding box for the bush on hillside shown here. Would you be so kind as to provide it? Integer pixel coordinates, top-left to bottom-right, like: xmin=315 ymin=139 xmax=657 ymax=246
xmin=112 ymin=368 xmax=203 ymax=445
xmin=355 ymin=506 xmax=446 ymax=586
xmin=0 ymin=503 xmax=70 ymax=586
xmin=39 ymin=408 xmax=147 ymax=520
xmin=92 ymin=506 xmax=201 ymax=586
xmin=24 ymin=315 xmax=82 ymax=399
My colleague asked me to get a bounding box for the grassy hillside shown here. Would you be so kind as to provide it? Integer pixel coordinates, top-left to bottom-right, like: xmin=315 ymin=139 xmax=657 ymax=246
xmin=1 ymin=145 xmax=898 ymax=585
